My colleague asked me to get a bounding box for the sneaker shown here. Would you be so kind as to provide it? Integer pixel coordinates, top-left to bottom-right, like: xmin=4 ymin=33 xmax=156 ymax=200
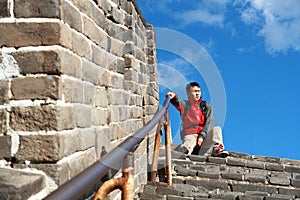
xmin=212 ymin=144 xmax=229 ymax=158
xmin=179 ymin=145 xmax=189 ymax=154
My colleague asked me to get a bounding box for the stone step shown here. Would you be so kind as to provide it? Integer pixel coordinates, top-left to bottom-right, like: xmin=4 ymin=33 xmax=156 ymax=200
xmin=138 ymin=148 xmax=300 ymax=200
xmin=0 ymin=167 xmax=46 ymax=200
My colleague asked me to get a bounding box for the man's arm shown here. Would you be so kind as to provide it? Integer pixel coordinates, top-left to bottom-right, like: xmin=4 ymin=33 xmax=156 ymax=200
xmin=166 ymin=92 xmax=186 ymax=114
xmin=200 ymin=102 xmax=214 ymax=138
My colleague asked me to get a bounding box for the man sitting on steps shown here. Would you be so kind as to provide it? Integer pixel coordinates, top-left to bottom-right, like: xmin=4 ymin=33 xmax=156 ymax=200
xmin=166 ymin=82 xmax=229 ymax=157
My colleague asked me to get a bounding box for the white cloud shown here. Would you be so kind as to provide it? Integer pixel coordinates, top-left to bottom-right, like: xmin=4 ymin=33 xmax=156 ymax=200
xmin=241 ymin=0 xmax=300 ymax=54
xmin=176 ymin=0 xmax=229 ymax=27
xmin=241 ymin=7 xmax=261 ymax=25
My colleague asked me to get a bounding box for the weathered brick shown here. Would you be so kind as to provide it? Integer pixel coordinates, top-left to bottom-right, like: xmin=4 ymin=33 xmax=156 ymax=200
xmin=0 ymin=22 xmax=62 ymax=47
xmin=62 ymin=77 xmax=84 ymax=103
xmin=12 ymin=50 xmax=60 ymax=75
xmin=0 ymin=108 xmax=7 ymax=135
xmin=72 ymin=30 xmax=92 ymax=60
xmin=285 ymin=166 xmax=300 ymax=173
xmin=10 ymin=105 xmax=56 ymax=131
xmin=227 ymin=157 xmax=246 ymax=167
xmin=11 ymin=75 xmax=61 ymax=100
xmin=74 ymin=104 xmax=92 ymax=128
xmin=174 ymin=166 xmax=190 ymax=176
xmin=245 ymin=174 xmax=266 ymax=183
xmin=14 ymin=0 xmax=60 ymax=18
xmin=0 ymin=168 xmax=46 ymax=200
xmin=16 ymin=134 xmax=62 ymax=162
xmin=185 ymin=179 xmax=228 ymax=191
xmin=156 ymin=185 xmax=182 ymax=196
xmin=167 ymin=195 xmax=193 ymax=200
xmin=211 ymin=192 xmax=242 ymax=200
xmin=82 ymin=14 xmax=107 ymax=46
xmin=222 ymin=172 xmax=244 ymax=181
xmin=83 ymin=82 xmax=96 ymax=105
xmin=60 ymin=49 xmax=82 ymax=78
xmin=278 ymin=187 xmax=300 ymax=197
xmin=70 ymin=0 xmax=94 ymax=15
xmin=266 ymin=163 xmax=284 ymax=171
xmin=0 ymin=135 xmax=11 ymax=158
xmin=268 ymin=177 xmax=290 ymax=186
xmin=10 ymin=105 xmax=75 ymax=131
xmin=92 ymin=107 xmax=107 ymax=126
xmin=56 ymin=106 xmax=76 ymax=130
xmin=197 ymin=171 xmax=220 ymax=179
xmin=82 ymin=60 xmax=102 ymax=85
xmin=238 ymin=195 xmax=264 ymax=200
xmin=232 ymin=183 xmax=277 ymax=194
xmin=207 ymin=156 xmax=226 ymax=164
xmin=110 ymin=38 xmax=124 ymax=56
xmin=291 ymin=179 xmax=300 ymax=188
xmin=16 ymin=148 xmax=96 ymax=185
xmin=61 ymin=0 xmax=82 ymax=32
xmin=246 ymin=160 xmax=265 ymax=169
xmin=0 ymin=81 xmax=9 ymax=104
xmin=266 ymin=194 xmax=296 ymax=200
xmin=0 ymin=0 xmax=9 ymax=17
xmin=107 ymin=88 xmax=124 ymax=105
xmin=111 ymin=6 xmax=124 ymax=24
xmin=245 ymin=191 xmax=269 ymax=197
xmin=12 ymin=48 xmax=80 ymax=77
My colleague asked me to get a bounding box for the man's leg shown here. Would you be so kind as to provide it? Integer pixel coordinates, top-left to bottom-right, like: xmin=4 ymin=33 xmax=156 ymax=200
xmin=180 ymin=134 xmax=198 ymax=154
xmin=198 ymin=126 xmax=227 ymax=156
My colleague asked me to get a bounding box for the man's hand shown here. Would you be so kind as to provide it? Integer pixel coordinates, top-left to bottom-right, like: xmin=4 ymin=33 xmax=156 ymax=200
xmin=197 ymin=135 xmax=203 ymax=147
xmin=166 ymin=92 xmax=176 ymax=99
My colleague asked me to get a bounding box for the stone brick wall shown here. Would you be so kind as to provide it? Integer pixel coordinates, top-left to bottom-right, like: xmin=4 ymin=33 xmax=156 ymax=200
xmin=0 ymin=0 xmax=158 ymax=195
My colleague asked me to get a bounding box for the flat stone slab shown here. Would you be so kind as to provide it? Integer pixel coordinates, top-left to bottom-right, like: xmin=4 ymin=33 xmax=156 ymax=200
xmin=0 ymin=167 xmax=45 ymax=200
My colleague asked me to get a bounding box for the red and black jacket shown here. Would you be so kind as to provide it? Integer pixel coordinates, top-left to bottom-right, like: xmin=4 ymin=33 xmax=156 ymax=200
xmin=170 ymin=94 xmax=214 ymax=138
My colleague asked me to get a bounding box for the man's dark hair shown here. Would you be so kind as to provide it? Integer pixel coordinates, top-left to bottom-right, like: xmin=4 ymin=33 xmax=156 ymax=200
xmin=186 ymin=82 xmax=200 ymax=92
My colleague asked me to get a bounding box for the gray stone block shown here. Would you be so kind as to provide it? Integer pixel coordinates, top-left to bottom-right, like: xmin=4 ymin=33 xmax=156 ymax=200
xmin=0 ymin=168 xmax=46 ymax=200
xmin=208 ymin=156 xmax=227 ymax=164
xmin=285 ymin=166 xmax=300 ymax=173
xmin=266 ymin=194 xmax=296 ymax=200
xmin=61 ymin=0 xmax=82 ymax=32
xmin=11 ymin=75 xmax=61 ymax=100
xmin=232 ymin=183 xmax=277 ymax=194
xmin=246 ymin=160 xmax=265 ymax=169
xmin=227 ymin=157 xmax=246 ymax=167
xmin=278 ymin=187 xmax=300 ymax=197
xmin=185 ymin=179 xmax=228 ymax=191
xmin=197 ymin=171 xmax=220 ymax=179
xmin=292 ymin=179 xmax=300 ymax=188
xmin=266 ymin=163 xmax=284 ymax=171
xmin=0 ymin=135 xmax=11 ymax=158
xmin=14 ymin=0 xmax=60 ymax=18
xmin=0 ymin=81 xmax=9 ymax=104
xmin=222 ymin=172 xmax=244 ymax=181
xmin=0 ymin=0 xmax=9 ymax=17
xmin=238 ymin=195 xmax=264 ymax=200
xmin=189 ymin=154 xmax=207 ymax=162
xmin=0 ymin=108 xmax=7 ymax=135
xmin=167 ymin=194 xmax=194 ymax=200
xmin=245 ymin=174 xmax=267 ymax=183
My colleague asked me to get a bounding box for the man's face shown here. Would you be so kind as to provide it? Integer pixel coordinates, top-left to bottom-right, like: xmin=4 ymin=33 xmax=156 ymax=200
xmin=188 ymin=86 xmax=201 ymax=101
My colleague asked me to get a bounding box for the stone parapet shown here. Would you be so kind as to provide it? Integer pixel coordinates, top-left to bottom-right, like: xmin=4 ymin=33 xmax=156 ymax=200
xmin=138 ymin=146 xmax=300 ymax=199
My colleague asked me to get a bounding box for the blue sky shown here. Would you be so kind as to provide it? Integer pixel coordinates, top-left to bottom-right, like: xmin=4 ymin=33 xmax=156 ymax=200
xmin=136 ymin=0 xmax=300 ymax=160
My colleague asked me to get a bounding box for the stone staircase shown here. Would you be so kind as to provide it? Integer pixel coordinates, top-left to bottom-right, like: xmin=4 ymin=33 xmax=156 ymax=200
xmin=138 ymin=145 xmax=300 ymax=200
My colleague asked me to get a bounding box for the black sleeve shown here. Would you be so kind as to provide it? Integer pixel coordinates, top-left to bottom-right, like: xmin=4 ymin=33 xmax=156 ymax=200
xmin=200 ymin=102 xmax=214 ymax=138
xmin=170 ymin=95 xmax=187 ymax=111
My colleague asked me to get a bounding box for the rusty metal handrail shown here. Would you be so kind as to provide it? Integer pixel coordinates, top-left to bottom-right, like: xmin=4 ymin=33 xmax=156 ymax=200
xmin=45 ymin=96 xmax=170 ymax=200
xmin=150 ymin=109 xmax=172 ymax=186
